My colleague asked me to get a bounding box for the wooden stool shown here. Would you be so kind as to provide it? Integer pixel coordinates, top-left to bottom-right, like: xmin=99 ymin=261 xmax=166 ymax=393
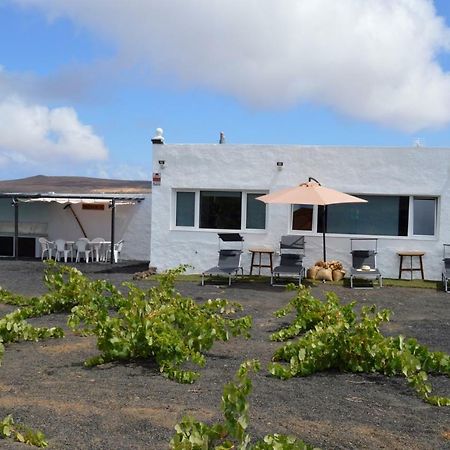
xmin=397 ymin=251 xmax=425 ymax=280
xmin=249 ymin=247 xmax=274 ymax=275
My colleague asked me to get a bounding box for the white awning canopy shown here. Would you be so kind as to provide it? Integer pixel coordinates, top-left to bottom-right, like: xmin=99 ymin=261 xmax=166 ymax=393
xmin=18 ymin=197 xmax=136 ymax=205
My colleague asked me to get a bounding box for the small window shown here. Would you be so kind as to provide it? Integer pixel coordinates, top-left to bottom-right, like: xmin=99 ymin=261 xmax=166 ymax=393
xmin=200 ymin=191 xmax=242 ymax=229
xmin=292 ymin=204 xmax=313 ymax=231
xmin=246 ymin=193 xmax=266 ymax=229
xmin=176 ymin=192 xmax=195 ymax=227
xmin=413 ymin=197 xmax=436 ymax=236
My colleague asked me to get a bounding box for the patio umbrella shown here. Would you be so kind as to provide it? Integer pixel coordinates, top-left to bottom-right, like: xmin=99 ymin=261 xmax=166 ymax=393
xmin=257 ymin=177 xmax=367 ymax=262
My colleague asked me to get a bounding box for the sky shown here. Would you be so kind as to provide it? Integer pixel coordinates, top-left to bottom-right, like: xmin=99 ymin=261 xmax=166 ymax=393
xmin=1 ymin=0 xmax=450 ymax=181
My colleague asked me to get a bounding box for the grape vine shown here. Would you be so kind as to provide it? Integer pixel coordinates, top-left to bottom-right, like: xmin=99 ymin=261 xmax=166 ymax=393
xmin=170 ymin=360 xmax=317 ymax=449
xmin=67 ymin=266 xmax=252 ymax=383
xmin=0 ymin=414 xmax=48 ymax=447
xmin=269 ymin=287 xmax=450 ymax=406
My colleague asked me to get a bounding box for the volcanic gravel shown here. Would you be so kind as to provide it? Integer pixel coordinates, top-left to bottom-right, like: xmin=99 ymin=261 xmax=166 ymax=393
xmin=0 ymin=260 xmax=449 ymax=449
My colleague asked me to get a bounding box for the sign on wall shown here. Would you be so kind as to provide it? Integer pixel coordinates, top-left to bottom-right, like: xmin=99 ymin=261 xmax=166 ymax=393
xmin=82 ymin=204 xmax=105 ymax=210
xmin=152 ymin=172 xmax=161 ymax=186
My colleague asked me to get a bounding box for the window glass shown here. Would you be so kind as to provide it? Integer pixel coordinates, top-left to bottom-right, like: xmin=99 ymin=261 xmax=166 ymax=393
xmin=318 ymin=196 xmax=409 ymax=236
xmin=413 ymin=197 xmax=436 ymax=235
xmin=176 ymin=192 xmax=195 ymax=227
xmin=246 ymin=193 xmax=266 ymax=229
xmin=200 ymin=191 xmax=242 ymax=229
xmin=292 ymin=204 xmax=313 ymax=231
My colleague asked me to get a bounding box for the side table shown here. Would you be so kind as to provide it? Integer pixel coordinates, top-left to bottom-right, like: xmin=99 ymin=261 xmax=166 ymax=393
xmin=397 ymin=251 xmax=425 ymax=280
xmin=249 ymin=247 xmax=274 ymax=275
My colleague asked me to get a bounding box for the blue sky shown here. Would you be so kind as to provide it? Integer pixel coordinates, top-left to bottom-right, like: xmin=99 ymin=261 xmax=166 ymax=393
xmin=1 ymin=0 xmax=450 ymax=180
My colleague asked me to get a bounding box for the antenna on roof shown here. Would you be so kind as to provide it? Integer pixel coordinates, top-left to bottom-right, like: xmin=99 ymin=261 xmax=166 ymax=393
xmin=219 ymin=132 xmax=226 ymax=144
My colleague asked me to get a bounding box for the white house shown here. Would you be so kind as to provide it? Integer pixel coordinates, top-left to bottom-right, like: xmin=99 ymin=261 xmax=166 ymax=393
xmin=0 ymin=175 xmax=152 ymax=261
xmin=150 ymin=130 xmax=448 ymax=280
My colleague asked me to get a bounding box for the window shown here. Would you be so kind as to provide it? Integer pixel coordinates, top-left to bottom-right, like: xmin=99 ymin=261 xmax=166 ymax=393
xmin=413 ymin=197 xmax=436 ymax=236
xmin=176 ymin=192 xmax=195 ymax=227
xmin=174 ymin=190 xmax=266 ymax=231
xmin=292 ymin=204 xmax=313 ymax=231
xmin=292 ymin=194 xmax=437 ymax=237
xmin=246 ymin=193 xmax=266 ymax=229
xmin=318 ymin=196 xmax=409 ymax=236
xmin=200 ymin=191 xmax=242 ymax=229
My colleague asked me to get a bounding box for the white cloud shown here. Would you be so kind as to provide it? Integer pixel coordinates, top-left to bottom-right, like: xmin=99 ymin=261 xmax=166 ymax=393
xmin=0 ymin=95 xmax=108 ymax=167
xmin=12 ymin=0 xmax=450 ymax=131
xmin=0 ymin=63 xmax=109 ymax=173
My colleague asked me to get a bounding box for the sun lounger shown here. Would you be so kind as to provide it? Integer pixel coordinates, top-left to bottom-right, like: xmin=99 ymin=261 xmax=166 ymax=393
xmin=349 ymin=238 xmax=382 ymax=289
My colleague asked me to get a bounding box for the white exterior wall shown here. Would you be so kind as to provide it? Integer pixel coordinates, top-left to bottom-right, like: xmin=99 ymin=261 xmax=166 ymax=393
xmin=151 ymin=143 xmax=450 ymax=280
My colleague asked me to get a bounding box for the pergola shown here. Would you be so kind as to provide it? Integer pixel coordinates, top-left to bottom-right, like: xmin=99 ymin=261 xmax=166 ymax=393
xmin=0 ymin=192 xmax=145 ymax=263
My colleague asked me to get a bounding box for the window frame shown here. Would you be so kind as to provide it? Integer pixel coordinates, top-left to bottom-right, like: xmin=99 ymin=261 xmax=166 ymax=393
xmin=410 ymin=196 xmax=438 ymax=237
xmin=172 ymin=189 xmax=268 ymax=232
xmin=290 ymin=204 xmax=318 ymax=234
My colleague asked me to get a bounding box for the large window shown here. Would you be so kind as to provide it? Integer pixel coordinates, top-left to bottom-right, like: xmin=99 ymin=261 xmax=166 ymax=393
xmin=292 ymin=194 xmax=437 ymax=237
xmin=200 ymin=191 xmax=242 ymax=229
xmin=318 ymin=196 xmax=409 ymax=236
xmin=174 ymin=190 xmax=266 ymax=231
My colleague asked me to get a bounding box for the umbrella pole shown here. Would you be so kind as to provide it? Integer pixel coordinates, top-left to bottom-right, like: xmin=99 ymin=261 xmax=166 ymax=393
xmin=322 ymin=205 xmax=327 ymax=262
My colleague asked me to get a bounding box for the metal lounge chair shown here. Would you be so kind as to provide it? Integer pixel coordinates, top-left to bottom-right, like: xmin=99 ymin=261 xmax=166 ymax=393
xmin=349 ymin=238 xmax=382 ymax=289
xmin=271 ymin=235 xmax=306 ymax=286
xmin=201 ymin=233 xmax=244 ymax=286
xmin=442 ymin=244 xmax=450 ymax=293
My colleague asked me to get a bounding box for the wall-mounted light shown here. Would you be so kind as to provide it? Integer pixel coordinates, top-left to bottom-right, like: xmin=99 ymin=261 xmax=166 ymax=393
xmin=158 ymin=159 xmax=166 ymax=169
xmin=276 ymin=161 xmax=284 ymax=170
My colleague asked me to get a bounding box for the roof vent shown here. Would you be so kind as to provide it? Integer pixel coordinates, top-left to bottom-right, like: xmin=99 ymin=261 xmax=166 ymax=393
xmin=219 ymin=132 xmax=226 ymax=144
xmin=152 ymin=128 xmax=164 ymax=144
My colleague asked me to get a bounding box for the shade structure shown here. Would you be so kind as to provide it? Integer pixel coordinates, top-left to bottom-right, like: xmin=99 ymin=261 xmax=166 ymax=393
xmin=257 ymin=179 xmax=367 ymax=262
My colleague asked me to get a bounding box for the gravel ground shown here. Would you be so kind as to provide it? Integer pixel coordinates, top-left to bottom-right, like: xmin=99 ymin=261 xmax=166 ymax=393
xmin=0 ymin=260 xmax=449 ymax=450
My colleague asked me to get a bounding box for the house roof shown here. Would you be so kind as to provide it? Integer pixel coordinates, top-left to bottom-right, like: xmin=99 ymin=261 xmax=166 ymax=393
xmin=0 ymin=175 xmax=152 ymax=195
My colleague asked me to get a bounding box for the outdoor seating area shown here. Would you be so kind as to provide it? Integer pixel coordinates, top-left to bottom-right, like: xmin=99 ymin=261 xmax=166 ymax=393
xmin=198 ymin=234 xmax=450 ymax=291
xmin=38 ymin=237 xmax=123 ymax=263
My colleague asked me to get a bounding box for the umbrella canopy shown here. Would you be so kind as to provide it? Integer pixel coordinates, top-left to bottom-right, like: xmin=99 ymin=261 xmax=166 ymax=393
xmin=257 ymin=178 xmax=367 ymax=262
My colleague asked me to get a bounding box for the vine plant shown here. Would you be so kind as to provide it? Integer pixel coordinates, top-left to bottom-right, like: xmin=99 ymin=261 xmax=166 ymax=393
xmin=67 ymin=266 xmax=252 ymax=383
xmin=269 ymin=287 xmax=450 ymax=406
xmin=0 ymin=415 xmax=48 ymax=447
xmin=0 ymin=261 xmax=119 ymax=364
xmin=170 ymin=360 xmax=317 ymax=449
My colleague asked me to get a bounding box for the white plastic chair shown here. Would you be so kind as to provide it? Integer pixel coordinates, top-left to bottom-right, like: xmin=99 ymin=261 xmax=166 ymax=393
xmin=54 ymin=239 xmax=72 ymax=263
xmin=90 ymin=237 xmax=106 ymax=262
xmin=38 ymin=237 xmax=53 ymax=260
xmin=106 ymin=239 xmax=124 ymax=263
xmin=75 ymin=239 xmax=91 ymax=263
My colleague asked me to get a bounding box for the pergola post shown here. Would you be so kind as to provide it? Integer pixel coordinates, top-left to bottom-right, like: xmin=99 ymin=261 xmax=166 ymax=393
xmin=13 ymin=198 xmax=19 ymax=259
xmin=110 ymin=198 xmax=116 ymax=264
